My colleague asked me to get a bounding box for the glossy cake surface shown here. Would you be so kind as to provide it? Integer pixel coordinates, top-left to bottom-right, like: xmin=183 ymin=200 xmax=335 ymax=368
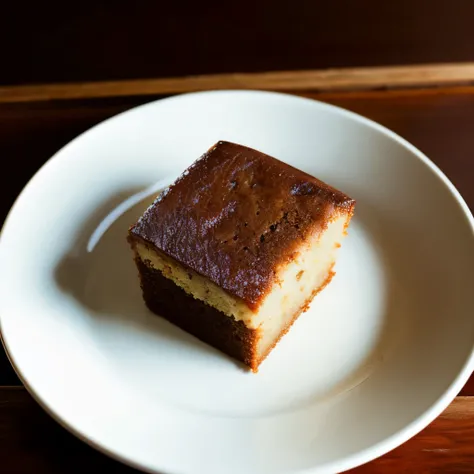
xmin=130 ymin=141 xmax=354 ymax=309
xmin=129 ymin=141 xmax=355 ymax=371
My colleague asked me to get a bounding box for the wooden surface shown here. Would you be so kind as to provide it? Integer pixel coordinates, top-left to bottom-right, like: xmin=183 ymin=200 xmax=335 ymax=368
xmin=0 ymin=72 xmax=473 ymax=472
xmin=0 ymin=389 xmax=472 ymax=473
xmin=2 ymin=63 xmax=474 ymax=103
xmin=2 ymin=85 xmax=474 ymax=226
xmin=2 ymin=0 xmax=474 ymax=86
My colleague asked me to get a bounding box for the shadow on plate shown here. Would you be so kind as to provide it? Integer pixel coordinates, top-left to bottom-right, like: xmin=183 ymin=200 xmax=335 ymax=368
xmin=313 ymin=205 xmax=411 ymax=405
xmin=54 ymin=185 xmax=232 ymax=366
xmin=54 ymin=186 xmax=413 ymax=403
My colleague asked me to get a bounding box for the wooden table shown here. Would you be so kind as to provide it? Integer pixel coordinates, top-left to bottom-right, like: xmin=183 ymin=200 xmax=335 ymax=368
xmin=2 ymin=1 xmax=474 ymax=85
xmin=1 ymin=64 xmax=474 ymax=473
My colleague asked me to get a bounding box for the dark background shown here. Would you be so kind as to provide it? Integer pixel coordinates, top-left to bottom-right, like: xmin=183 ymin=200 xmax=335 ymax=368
xmin=1 ymin=2 xmax=474 ymax=472
xmin=1 ymin=0 xmax=474 ymax=86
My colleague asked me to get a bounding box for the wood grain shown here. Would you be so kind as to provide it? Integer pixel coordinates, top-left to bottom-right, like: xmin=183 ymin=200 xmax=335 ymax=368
xmin=1 ymin=64 xmax=474 ymax=103
xmin=460 ymin=377 xmax=474 ymax=397
xmin=1 ymin=86 xmax=472 ymax=222
xmin=0 ymin=388 xmax=472 ymax=473
xmin=1 ymin=87 xmax=474 ymax=395
xmin=0 ymin=85 xmax=473 ymax=471
xmin=349 ymin=397 xmax=474 ymax=473
xmin=0 ymin=387 xmax=133 ymax=473
xmin=2 ymin=1 xmax=474 ymax=86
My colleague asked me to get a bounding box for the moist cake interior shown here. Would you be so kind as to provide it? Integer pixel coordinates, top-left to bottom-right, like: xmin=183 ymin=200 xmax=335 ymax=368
xmin=132 ymin=212 xmax=349 ymax=366
xmin=128 ymin=141 xmax=355 ymax=371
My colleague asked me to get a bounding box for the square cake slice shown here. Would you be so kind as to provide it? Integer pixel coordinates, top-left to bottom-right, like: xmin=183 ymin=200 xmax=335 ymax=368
xmin=128 ymin=141 xmax=355 ymax=371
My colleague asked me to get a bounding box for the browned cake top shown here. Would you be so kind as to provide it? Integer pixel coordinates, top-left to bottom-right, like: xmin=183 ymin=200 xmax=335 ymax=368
xmin=130 ymin=141 xmax=355 ymax=309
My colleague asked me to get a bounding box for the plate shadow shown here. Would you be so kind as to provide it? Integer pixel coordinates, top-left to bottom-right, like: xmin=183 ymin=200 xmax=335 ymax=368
xmin=54 ymin=186 xmax=230 ymax=364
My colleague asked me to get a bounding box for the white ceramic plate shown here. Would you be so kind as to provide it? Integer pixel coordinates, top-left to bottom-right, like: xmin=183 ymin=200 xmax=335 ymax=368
xmin=1 ymin=91 xmax=473 ymax=474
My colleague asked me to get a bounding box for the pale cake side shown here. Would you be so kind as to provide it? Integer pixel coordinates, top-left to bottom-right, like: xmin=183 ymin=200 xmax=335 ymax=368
xmin=128 ymin=141 xmax=355 ymax=371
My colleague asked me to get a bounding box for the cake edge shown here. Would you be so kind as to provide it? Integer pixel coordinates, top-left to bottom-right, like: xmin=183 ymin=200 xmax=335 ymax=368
xmin=128 ymin=140 xmax=356 ymax=309
xmin=254 ymin=262 xmax=336 ymax=370
xmin=133 ymin=253 xmax=337 ymax=372
xmin=134 ymin=255 xmax=262 ymax=371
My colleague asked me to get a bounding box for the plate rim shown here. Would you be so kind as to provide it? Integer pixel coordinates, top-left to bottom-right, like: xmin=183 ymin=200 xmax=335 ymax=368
xmin=1 ymin=89 xmax=473 ymax=474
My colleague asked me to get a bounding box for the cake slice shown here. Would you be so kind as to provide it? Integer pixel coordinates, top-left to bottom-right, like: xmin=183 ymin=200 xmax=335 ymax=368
xmin=128 ymin=141 xmax=355 ymax=371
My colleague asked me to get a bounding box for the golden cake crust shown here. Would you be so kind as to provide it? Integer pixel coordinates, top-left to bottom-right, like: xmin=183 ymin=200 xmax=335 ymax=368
xmin=129 ymin=141 xmax=355 ymax=309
